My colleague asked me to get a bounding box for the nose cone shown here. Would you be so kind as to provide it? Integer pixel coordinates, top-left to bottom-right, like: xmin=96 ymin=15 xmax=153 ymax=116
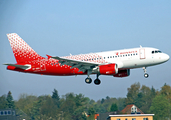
xmin=163 ymin=54 xmax=170 ymax=62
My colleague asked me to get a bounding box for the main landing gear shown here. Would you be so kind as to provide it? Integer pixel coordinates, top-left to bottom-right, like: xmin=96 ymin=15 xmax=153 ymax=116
xmin=143 ymin=67 xmax=149 ymax=78
xmin=85 ymin=71 xmax=101 ymax=85
xmin=85 ymin=76 xmax=101 ymax=85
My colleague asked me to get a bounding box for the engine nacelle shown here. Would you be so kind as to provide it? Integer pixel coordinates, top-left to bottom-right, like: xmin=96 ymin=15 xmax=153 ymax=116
xmin=99 ymin=64 xmax=118 ymax=75
xmin=113 ymin=69 xmax=130 ymax=77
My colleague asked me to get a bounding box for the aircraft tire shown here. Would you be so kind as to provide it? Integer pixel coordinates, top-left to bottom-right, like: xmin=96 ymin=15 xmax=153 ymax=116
xmin=144 ymin=73 xmax=149 ymax=78
xmin=85 ymin=77 xmax=92 ymax=84
xmin=94 ymin=79 xmax=101 ymax=85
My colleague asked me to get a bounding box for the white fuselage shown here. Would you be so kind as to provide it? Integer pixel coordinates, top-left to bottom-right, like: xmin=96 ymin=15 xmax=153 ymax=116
xmin=67 ymin=47 xmax=169 ymax=70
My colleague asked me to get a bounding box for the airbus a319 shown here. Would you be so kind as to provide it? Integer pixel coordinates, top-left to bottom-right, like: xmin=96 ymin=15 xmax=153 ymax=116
xmin=4 ymin=33 xmax=170 ymax=85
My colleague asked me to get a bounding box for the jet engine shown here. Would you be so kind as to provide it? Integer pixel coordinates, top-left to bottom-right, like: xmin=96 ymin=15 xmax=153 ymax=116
xmin=99 ymin=64 xmax=118 ymax=75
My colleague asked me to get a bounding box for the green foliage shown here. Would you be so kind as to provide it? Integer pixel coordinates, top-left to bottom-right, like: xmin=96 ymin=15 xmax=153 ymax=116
xmin=125 ymin=83 xmax=156 ymax=113
xmin=150 ymin=95 xmax=170 ymax=120
xmin=0 ymin=95 xmax=8 ymax=109
xmin=2 ymin=83 xmax=171 ymax=120
xmin=6 ymin=91 xmax=15 ymax=109
xmin=52 ymin=89 xmax=60 ymax=108
xmin=110 ymin=103 xmax=118 ymax=112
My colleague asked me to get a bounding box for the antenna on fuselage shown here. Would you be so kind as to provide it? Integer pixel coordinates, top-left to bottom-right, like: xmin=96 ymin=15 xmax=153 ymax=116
xmin=140 ymin=45 xmax=142 ymax=48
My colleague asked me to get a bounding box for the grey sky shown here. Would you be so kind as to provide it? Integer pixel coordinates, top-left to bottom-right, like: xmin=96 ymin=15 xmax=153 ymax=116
xmin=0 ymin=0 xmax=171 ymax=101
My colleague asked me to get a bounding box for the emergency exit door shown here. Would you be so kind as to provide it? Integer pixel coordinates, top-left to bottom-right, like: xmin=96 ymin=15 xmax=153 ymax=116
xmin=140 ymin=49 xmax=145 ymax=59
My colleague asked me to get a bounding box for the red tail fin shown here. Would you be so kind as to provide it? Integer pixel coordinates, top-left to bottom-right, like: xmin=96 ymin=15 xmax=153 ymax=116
xmin=7 ymin=33 xmax=43 ymax=63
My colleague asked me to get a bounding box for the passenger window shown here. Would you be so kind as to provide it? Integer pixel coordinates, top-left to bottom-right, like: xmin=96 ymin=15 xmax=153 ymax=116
xmin=104 ymin=57 xmax=105 ymax=59
xmin=108 ymin=57 xmax=109 ymax=59
xmin=115 ymin=56 xmax=117 ymax=58
xmin=110 ymin=56 xmax=112 ymax=58
xmin=152 ymin=51 xmax=154 ymax=54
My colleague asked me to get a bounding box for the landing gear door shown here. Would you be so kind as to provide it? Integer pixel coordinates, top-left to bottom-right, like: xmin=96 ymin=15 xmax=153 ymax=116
xmin=140 ymin=49 xmax=145 ymax=59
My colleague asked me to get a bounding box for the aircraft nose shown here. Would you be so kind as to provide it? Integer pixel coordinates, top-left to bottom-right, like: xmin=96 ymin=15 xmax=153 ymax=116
xmin=164 ymin=54 xmax=170 ymax=62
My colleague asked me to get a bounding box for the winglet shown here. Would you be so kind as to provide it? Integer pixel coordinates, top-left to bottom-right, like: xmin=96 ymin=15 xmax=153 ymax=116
xmin=46 ymin=54 xmax=52 ymax=59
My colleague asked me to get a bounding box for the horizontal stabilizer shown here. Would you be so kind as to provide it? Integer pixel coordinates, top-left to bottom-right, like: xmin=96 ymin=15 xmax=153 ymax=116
xmin=3 ymin=63 xmax=31 ymax=70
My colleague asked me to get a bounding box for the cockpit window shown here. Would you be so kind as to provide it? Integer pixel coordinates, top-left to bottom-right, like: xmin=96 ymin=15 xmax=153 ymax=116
xmin=152 ymin=50 xmax=162 ymax=54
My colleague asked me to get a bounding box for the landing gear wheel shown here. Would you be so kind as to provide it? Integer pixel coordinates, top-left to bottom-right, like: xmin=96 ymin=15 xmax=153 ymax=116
xmin=94 ymin=79 xmax=101 ymax=85
xmin=85 ymin=77 xmax=92 ymax=84
xmin=144 ymin=73 xmax=149 ymax=78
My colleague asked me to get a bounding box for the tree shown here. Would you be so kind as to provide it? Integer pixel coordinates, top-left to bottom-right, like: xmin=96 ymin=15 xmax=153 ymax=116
xmin=52 ymin=89 xmax=60 ymax=108
xmin=6 ymin=91 xmax=15 ymax=109
xmin=110 ymin=103 xmax=118 ymax=112
xmin=160 ymin=84 xmax=171 ymax=100
xmin=15 ymin=94 xmax=38 ymax=119
xmin=0 ymin=95 xmax=8 ymax=109
xmin=88 ymin=106 xmax=96 ymax=120
xmin=125 ymin=82 xmax=140 ymax=105
xmin=150 ymin=95 xmax=170 ymax=120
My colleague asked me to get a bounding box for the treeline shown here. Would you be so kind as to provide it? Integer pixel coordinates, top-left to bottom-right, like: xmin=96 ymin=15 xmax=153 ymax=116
xmin=1 ymin=83 xmax=171 ymax=120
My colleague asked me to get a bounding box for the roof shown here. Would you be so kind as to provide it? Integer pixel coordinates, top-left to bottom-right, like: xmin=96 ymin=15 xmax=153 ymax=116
xmin=121 ymin=104 xmax=144 ymax=114
xmin=109 ymin=114 xmax=154 ymax=117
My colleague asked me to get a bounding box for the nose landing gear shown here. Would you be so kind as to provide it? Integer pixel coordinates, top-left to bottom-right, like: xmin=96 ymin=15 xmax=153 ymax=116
xmin=143 ymin=67 xmax=149 ymax=78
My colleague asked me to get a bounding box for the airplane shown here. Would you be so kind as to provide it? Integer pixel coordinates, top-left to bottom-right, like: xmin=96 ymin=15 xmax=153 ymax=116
xmin=4 ymin=33 xmax=170 ymax=85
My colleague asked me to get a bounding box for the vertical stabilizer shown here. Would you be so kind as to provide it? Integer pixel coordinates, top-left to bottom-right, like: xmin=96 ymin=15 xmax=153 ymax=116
xmin=7 ymin=33 xmax=43 ymax=63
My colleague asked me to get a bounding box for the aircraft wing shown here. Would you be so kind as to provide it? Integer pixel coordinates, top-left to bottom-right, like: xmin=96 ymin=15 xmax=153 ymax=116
xmin=3 ymin=63 xmax=31 ymax=70
xmin=51 ymin=56 xmax=101 ymax=73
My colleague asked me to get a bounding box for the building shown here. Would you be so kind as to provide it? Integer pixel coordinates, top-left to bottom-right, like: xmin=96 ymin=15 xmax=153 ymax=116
xmin=108 ymin=114 xmax=154 ymax=120
xmin=97 ymin=104 xmax=154 ymax=120
xmin=0 ymin=109 xmax=17 ymax=120
xmin=107 ymin=104 xmax=154 ymax=120
xmin=121 ymin=104 xmax=144 ymax=114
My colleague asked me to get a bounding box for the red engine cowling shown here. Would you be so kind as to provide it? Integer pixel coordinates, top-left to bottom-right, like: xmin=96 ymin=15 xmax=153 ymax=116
xmin=113 ymin=69 xmax=130 ymax=77
xmin=99 ymin=64 xmax=118 ymax=75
